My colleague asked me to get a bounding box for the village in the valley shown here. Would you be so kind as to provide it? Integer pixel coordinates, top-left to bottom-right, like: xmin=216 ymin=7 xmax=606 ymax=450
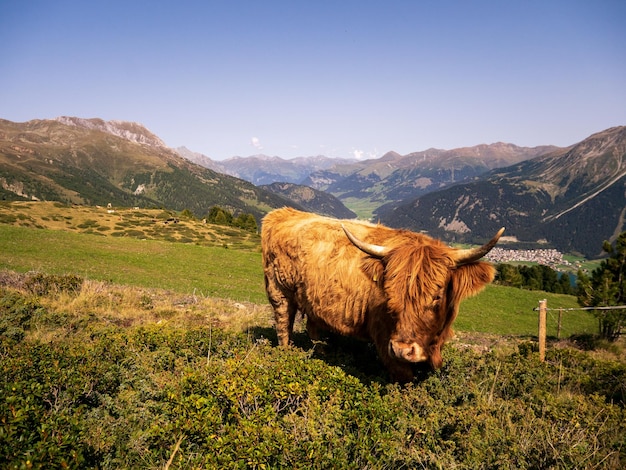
xmin=485 ymin=247 xmax=572 ymax=269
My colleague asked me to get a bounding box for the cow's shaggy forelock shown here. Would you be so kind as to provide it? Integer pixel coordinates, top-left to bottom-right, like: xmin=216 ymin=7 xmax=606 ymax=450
xmin=383 ymin=241 xmax=454 ymax=320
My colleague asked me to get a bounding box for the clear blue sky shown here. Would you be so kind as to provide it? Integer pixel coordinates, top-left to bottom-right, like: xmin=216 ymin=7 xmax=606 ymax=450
xmin=1 ymin=1 xmax=625 ymax=160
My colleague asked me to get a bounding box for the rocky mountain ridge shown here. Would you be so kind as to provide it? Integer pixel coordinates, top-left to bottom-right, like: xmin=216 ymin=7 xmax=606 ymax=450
xmin=380 ymin=126 xmax=626 ymax=258
xmin=55 ymin=116 xmax=168 ymax=148
xmin=0 ymin=118 xmax=303 ymax=221
xmin=302 ymin=144 xmax=559 ymax=217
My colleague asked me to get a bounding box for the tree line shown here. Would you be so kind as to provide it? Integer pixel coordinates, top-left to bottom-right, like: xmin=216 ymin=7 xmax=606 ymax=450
xmin=202 ymin=206 xmax=258 ymax=232
xmin=494 ymin=263 xmax=575 ymax=295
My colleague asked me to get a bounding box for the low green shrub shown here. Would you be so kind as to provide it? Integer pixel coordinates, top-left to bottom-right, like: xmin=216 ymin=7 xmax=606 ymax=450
xmin=548 ymin=347 xmax=626 ymax=405
xmin=24 ymin=272 xmax=83 ymax=297
xmin=0 ymin=288 xmax=45 ymax=342
xmin=1 ymin=318 xmax=624 ymax=469
xmin=0 ymin=275 xmax=624 ymax=469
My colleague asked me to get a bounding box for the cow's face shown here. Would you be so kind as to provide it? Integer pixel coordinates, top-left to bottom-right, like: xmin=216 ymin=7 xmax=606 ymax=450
xmin=385 ymin=258 xmax=452 ymax=369
xmin=388 ymin=261 xmax=497 ymax=368
xmin=343 ymin=224 xmax=502 ymax=370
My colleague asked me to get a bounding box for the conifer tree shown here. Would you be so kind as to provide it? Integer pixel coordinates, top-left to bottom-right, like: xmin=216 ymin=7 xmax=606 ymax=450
xmin=577 ymin=232 xmax=626 ymax=340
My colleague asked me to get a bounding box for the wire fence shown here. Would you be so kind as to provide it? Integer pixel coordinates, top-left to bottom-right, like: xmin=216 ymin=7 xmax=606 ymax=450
xmin=533 ymin=305 xmax=626 ymax=312
xmin=534 ymin=300 xmax=626 ymax=361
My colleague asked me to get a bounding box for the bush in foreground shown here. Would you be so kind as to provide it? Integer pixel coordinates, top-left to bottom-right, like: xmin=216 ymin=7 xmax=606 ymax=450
xmin=0 ymin=274 xmax=625 ymax=469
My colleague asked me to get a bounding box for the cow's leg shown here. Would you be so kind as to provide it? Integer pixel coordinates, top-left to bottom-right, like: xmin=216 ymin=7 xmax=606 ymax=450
xmin=266 ymin=291 xmax=297 ymax=347
xmin=273 ymin=301 xmax=296 ymax=346
xmin=264 ymin=269 xmax=298 ymax=346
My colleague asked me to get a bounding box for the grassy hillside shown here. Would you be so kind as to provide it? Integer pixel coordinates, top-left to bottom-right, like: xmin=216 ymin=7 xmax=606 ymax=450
xmin=0 ymin=119 xmax=298 ymax=222
xmin=0 ymin=201 xmax=261 ymax=248
xmin=0 ymin=201 xmax=598 ymax=337
xmin=0 ymin=224 xmax=265 ymax=304
xmin=458 ymin=284 xmax=590 ymax=337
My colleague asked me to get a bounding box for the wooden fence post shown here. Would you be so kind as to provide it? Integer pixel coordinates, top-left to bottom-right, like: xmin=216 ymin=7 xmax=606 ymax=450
xmin=538 ymin=299 xmax=547 ymax=362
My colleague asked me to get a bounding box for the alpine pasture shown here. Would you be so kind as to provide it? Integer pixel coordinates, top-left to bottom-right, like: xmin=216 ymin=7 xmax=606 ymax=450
xmin=1 ymin=202 xmax=624 ymax=469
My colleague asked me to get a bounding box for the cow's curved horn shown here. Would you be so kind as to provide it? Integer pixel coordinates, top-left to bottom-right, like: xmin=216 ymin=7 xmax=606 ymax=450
xmin=454 ymin=227 xmax=505 ymax=265
xmin=342 ymin=224 xmax=389 ymax=258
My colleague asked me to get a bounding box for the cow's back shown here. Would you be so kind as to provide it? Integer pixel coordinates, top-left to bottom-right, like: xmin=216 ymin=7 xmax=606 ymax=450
xmin=261 ymin=208 xmax=385 ymax=338
xmin=262 ymin=208 xmax=348 ymax=286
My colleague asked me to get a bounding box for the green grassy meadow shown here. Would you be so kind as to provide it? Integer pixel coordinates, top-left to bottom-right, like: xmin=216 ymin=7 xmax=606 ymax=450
xmin=458 ymin=284 xmax=593 ymax=337
xmin=0 ymin=224 xmax=266 ymax=303
xmin=0 ymin=219 xmax=597 ymax=338
xmin=339 ymin=196 xmax=381 ymax=220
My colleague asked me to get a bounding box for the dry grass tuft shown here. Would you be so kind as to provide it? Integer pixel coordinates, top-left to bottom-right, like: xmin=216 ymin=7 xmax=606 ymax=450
xmin=1 ymin=270 xmax=274 ymax=342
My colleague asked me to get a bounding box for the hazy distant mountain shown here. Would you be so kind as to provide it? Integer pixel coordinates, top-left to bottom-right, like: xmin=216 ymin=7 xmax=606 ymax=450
xmin=379 ymin=127 xmax=626 ymax=258
xmin=260 ymin=182 xmax=356 ymax=219
xmin=223 ymin=154 xmax=357 ymax=185
xmin=176 ymin=146 xmax=229 ymax=174
xmin=0 ymin=118 xmax=296 ymax=221
xmin=303 ymin=145 xmax=559 ymax=217
xmin=177 ymin=148 xmax=354 ymax=185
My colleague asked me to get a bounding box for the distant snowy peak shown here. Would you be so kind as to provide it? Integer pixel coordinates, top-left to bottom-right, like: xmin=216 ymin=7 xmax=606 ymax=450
xmin=55 ymin=116 xmax=167 ymax=148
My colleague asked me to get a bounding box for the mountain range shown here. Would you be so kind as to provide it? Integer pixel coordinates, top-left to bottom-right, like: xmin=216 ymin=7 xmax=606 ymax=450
xmin=0 ymin=117 xmax=302 ymax=220
xmin=186 ymin=127 xmax=623 ymax=258
xmin=303 ymin=144 xmax=559 ymax=216
xmin=181 ymin=142 xmax=559 ymax=218
xmin=178 ymin=147 xmax=353 ymax=186
xmin=1 ymin=116 xmax=624 ymax=258
xmin=379 ymin=126 xmax=626 ymax=258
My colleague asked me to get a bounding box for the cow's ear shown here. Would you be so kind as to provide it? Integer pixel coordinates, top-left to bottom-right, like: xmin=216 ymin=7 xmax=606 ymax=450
xmin=361 ymin=258 xmax=385 ymax=285
xmin=451 ymin=262 xmax=496 ymax=300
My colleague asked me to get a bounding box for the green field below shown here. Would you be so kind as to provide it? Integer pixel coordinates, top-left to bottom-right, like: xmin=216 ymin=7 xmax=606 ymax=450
xmin=338 ymin=196 xmax=380 ymax=220
xmin=0 ymin=223 xmax=598 ymax=338
xmin=458 ymin=284 xmax=593 ymax=337
xmin=0 ymin=224 xmax=266 ymax=303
